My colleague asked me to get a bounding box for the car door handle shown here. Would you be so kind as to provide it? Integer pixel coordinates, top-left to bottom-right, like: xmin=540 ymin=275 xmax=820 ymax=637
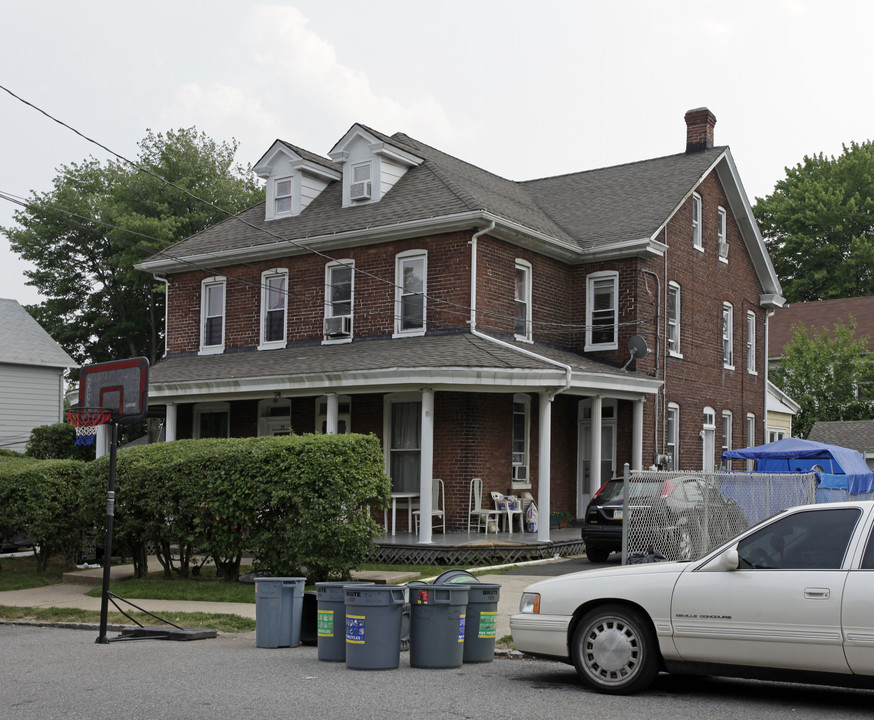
xmin=804 ymin=587 xmax=830 ymax=600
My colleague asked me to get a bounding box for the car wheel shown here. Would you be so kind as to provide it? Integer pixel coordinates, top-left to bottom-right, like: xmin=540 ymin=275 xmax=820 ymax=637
xmin=585 ymin=546 xmax=611 ymax=563
xmin=675 ymin=520 xmax=698 ymax=561
xmin=571 ymin=604 xmax=660 ymax=694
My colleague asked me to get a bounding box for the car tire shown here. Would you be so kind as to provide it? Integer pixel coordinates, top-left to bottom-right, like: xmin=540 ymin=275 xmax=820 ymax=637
xmin=585 ymin=546 xmax=611 ymax=563
xmin=675 ymin=519 xmax=698 ymax=561
xmin=571 ymin=604 xmax=660 ymax=695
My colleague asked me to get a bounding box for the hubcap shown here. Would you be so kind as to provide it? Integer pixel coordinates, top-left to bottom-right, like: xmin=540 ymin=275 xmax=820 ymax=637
xmin=583 ymin=617 xmax=639 ymax=682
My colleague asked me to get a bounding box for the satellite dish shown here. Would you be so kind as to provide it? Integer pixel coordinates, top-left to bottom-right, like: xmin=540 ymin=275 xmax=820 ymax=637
xmin=621 ymin=335 xmax=651 ymax=372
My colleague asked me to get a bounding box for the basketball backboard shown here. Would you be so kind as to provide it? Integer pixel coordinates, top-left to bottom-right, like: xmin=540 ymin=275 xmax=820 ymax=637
xmin=78 ymin=357 xmax=150 ymax=424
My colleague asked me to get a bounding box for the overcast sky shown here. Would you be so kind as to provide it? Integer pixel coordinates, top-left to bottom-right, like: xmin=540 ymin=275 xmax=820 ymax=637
xmin=2 ymin=0 xmax=872 ymax=306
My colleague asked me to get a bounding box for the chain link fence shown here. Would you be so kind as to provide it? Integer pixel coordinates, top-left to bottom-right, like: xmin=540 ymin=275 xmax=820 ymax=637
xmin=620 ymin=469 xmax=820 ymax=563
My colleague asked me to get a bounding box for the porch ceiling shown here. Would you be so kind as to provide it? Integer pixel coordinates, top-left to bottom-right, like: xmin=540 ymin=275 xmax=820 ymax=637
xmin=149 ymin=332 xmax=661 ymax=403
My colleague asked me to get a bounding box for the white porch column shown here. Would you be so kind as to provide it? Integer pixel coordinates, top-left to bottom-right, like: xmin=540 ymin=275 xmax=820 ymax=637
xmin=326 ymin=393 xmax=339 ymax=435
xmin=590 ymin=395 xmax=603 ymax=495
xmin=95 ymin=425 xmax=109 ymax=459
xmin=418 ymin=388 xmax=434 ymax=545
xmin=536 ymin=392 xmax=552 ymax=543
xmin=632 ymin=398 xmax=644 ymax=470
xmin=165 ymin=403 xmax=177 ymax=442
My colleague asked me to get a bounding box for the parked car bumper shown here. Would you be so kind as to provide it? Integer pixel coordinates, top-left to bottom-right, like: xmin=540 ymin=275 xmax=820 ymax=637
xmin=510 ymin=612 xmax=571 ymax=660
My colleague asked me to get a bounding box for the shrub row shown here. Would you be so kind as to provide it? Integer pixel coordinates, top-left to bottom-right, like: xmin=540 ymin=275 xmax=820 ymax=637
xmin=0 ymin=433 xmax=391 ymax=582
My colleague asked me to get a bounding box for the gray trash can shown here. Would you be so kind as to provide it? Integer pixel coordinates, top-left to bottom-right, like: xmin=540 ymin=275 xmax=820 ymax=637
xmin=344 ymin=585 xmax=407 ymax=670
xmin=408 ymin=583 xmax=469 ymax=669
xmin=255 ymin=577 xmax=305 ymax=648
xmin=434 ymin=569 xmax=478 ymax=584
xmin=461 ymin=583 xmax=500 ymax=662
xmin=316 ymin=581 xmax=374 ymax=662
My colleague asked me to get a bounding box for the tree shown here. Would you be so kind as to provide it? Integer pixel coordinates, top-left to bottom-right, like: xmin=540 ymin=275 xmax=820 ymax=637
xmin=771 ymin=318 xmax=873 ymax=438
xmin=2 ymin=128 xmax=264 ymax=370
xmin=753 ymin=141 xmax=874 ymax=304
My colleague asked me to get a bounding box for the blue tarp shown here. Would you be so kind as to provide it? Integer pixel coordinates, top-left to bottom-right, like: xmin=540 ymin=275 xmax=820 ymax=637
xmin=723 ymin=437 xmax=874 ymax=495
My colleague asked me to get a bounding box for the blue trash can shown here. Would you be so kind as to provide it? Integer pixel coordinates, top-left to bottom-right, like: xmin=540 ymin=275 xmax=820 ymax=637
xmin=344 ymin=585 xmax=407 ymax=670
xmin=409 ymin=583 xmax=469 ymax=669
xmin=255 ymin=577 xmax=305 ymax=648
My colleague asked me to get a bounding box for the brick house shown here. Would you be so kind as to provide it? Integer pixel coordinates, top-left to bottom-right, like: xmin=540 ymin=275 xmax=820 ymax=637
xmin=135 ymin=107 xmax=784 ymax=542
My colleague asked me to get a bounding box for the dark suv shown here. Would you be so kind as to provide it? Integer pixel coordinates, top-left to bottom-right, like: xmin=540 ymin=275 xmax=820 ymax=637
xmin=581 ymin=475 xmax=748 ymax=562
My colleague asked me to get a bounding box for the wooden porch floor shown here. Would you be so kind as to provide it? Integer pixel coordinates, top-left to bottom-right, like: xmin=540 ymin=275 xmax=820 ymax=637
xmin=369 ymin=526 xmax=585 ymax=566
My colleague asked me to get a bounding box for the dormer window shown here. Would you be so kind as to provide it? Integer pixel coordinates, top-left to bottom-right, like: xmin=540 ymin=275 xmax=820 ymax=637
xmin=350 ymin=162 xmax=372 ymax=201
xmin=274 ymin=178 xmax=292 ymax=216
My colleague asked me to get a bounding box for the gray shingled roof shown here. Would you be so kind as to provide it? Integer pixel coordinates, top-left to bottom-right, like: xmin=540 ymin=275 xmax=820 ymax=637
xmin=150 ymin=332 xmax=632 ymax=387
xmin=808 ymin=420 xmax=874 ymax=454
xmin=0 ymin=299 xmax=75 ymax=368
xmin=141 ymin=129 xmax=727 ymax=265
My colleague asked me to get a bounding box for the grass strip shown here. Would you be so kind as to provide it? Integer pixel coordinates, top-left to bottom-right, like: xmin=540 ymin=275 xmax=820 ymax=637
xmin=0 ymin=605 xmax=255 ymax=632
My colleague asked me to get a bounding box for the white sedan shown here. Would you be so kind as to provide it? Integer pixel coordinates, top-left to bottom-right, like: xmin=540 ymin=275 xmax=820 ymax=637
xmin=510 ymin=500 xmax=874 ymax=694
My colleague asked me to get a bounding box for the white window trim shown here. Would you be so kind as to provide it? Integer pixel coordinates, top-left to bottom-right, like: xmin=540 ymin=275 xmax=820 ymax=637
xmin=514 ymin=259 xmax=533 ymax=343
xmin=666 ymin=402 xmax=680 ymax=471
xmin=383 ymin=392 xmax=422 ymax=493
xmin=193 ymin=402 xmax=230 ymax=439
xmin=746 ymin=310 xmax=757 ymax=375
xmin=273 ymin=176 xmax=294 ymax=219
xmin=258 ymin=268 xmax=288 ymax=351
xmin=199 ymin=276 xmax=226 ymax=355
xmin=512 ymin=393 xmax=531 ymax=489
xmin=323 ymin=260 xmax=355 ymax=345
xmin=692 ymin=192 xmax=703 ymax=251
xmin=722 ymin=302 xmax=734 ymax=369
xmin=667 ymin=281 xmax=682 ymax=358
xmin=746 ymin=413 xmax=756 ymax=471
xmin=717 ymin=206 xmax=728 ymax=263
xmin=394 ymin=249 xmax=427 ymax=337
xmin=721 ymin=410 xmax=733 ymax=456
xmin=585 ymin=271 xmax=619 ymax=351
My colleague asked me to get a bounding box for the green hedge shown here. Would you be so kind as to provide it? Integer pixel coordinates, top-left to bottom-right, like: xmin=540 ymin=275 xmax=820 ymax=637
xmin=106 ymin=433 xmax=391 ymax=582
xmin=0 ymin=455 xmax=102 ymax=570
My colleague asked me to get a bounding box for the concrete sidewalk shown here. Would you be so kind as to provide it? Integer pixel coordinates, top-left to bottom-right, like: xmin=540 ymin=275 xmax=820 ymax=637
xmin=0 ymin=556 xmax=586 ymax=641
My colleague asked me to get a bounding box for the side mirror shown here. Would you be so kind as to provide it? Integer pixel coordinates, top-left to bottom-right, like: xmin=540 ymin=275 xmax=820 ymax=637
xmin=717 ymin=545 xmax=739 ymax=571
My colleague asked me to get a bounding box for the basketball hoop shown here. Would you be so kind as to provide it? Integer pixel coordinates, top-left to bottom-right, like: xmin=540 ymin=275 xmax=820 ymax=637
xmin=66 ymin=407 xmax=113 ymax=446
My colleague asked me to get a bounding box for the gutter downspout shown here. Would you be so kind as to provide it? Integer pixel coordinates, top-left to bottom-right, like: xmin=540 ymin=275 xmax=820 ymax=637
xmin=469 ymin=223 xmax=572 ymax=543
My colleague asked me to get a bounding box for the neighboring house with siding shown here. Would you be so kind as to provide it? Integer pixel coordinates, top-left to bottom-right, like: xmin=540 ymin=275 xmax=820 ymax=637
xmin=135 ymin=108 xmax=784 ymax=541
xmin=0 ymin=299 xmax=75 ymax=452
xmin=808 ymin=420 xmax=874 ymax=472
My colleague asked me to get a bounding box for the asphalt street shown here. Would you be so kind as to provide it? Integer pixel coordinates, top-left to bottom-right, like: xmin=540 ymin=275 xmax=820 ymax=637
xmin=3 ymin=624 xmax=873 ymax=720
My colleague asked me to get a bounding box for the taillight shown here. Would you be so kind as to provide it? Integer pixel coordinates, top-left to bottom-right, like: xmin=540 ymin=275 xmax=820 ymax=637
xmin=660 ymin=480 xmax=675 ymax=498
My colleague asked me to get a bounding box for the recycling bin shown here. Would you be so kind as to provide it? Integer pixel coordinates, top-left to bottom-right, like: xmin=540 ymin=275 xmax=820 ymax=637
xmin=255 ymin=577 xmax=305 ymax=648
xmin=408 ymin=583 xmax=469 ymax=669
xmin=344 ymin=585 xmax=407 ymax=670
xmin=461 ymin=583 xmax=501 ymax=662
xmin=315 ymin=581 xmax=374 ymax=662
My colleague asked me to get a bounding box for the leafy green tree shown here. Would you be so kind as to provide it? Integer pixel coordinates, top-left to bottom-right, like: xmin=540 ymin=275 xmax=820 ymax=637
xmin=753 ymin=141 xmax=874 ymax=304
xmin=2 ymin=128 xmax=264 ymax=369
xmin=771 ymin=318 xmax=873 ymax=438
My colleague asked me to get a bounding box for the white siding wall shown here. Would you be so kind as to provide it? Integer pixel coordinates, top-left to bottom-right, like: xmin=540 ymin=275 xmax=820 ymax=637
xmin=0 ymin=363 xmax=65 ymax=452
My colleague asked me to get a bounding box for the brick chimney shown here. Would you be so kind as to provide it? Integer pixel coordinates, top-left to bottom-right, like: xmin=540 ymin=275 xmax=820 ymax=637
xmin=684 ymin=107 xmax=717 ymax=153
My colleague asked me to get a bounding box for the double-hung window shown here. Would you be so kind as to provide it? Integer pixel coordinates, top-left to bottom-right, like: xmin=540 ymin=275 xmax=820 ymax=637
xmin=200 ymin=276 xmax=226 ymax=354
xmin=667 ymin=282 xmax=681 ymax=356
xmin=717 ymin=206 xmax=728 ymax=260
xmin=721 ymin=411 xmax=733 ymax=462
xmin=722 ymin=302 xmax=734 ymax=369
xmin=395 ymin=250 xmax=426 ymax=336
xmin=514 ymin=260 xmax=532 ymax=342
xmin=259 ymin=269 xmax=288 ymax=349
xmin=746 ymin=413 xmax=756 ymax=471
xmin=512 ymin=394 xmax=530 ymax=486
xmin=746 ymin=311 xmax=756 ymax=374
xmin=692 ymin=193 xmax=702 ymax=250
xmin=324 ymin=261 xmax=354 ymax=341
xmin=274 ymin=177 xmax=292 ymax=216
xmin=586 ymin=272 xmax=618 ymax=350
xmin=666 ymin=403 xmax=679 ymax=471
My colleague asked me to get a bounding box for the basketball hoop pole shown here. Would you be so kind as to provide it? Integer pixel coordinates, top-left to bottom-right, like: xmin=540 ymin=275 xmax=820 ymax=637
xmin=96 ymin=419 xmax=118 ymax=644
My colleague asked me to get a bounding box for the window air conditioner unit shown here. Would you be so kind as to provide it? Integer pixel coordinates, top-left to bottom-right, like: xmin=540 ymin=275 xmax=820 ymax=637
xmin=325 ymin=315 xmax=352 ymax=338
xmin=718 ymin=241 xmax=729 ymax=259
xmin=350 ymin=181 xmax=371 ymax=201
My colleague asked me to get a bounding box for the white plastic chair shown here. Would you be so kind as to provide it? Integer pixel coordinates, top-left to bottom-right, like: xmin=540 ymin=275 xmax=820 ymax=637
xmin=491 ymin=491 xmax=524 ymax=534
xmin=468 ymin=478 xmax=500 ymax=533
xmin=413 ymin=478 xmax=445 ymax=534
